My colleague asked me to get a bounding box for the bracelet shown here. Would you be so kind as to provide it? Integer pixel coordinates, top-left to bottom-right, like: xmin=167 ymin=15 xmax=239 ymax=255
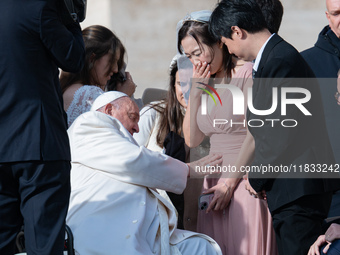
xmin=223 ymin=181 xmax=228 ymax=187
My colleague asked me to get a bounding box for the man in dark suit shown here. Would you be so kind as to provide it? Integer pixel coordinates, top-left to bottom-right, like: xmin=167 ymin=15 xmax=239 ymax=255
xmin=301 ymin=0 xmax=340 ymax=218
xmin=210 ymin=0 xmax=340 ymax=254
xmin=0 ymin=0 xmax=85 ymax=254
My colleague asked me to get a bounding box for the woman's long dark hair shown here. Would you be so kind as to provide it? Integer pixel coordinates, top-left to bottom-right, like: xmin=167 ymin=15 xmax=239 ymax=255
xmin=177 ymin=20 xmax=233 ymax=80
xmin=60 ymin=25 xmax=126 ymax=93
xmin=146 ymin=61 xmax=185 ymax=148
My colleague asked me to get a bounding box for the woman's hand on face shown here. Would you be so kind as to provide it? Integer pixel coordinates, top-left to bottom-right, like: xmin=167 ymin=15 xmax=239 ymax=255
xmin=116 ymin=72 xmax=136 ymax=97
xmin=193 ymin=61 xmax=211 ymax=79
xmin=190 ymin=61 xmax=211 ymax=99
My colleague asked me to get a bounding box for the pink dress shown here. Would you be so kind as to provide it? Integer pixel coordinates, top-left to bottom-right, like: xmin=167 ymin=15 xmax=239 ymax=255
xmin=196 ymin=62 xmax=278 ymax=255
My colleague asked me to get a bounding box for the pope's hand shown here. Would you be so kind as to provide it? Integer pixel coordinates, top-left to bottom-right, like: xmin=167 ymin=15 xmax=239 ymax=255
xmin=187 ymin=154 xmax=223 ymax=178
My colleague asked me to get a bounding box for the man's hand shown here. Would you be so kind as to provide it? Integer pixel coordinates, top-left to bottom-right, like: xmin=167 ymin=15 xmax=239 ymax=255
xmin=308 ymin=235 xmax=328 ymax=255
xmin=325 ymin=223 xmax=340 ymax=242
xmin=336 ymin=70 xmax=340 ymax=105
xmin=307 ymin=223 xmax=340 ymax=255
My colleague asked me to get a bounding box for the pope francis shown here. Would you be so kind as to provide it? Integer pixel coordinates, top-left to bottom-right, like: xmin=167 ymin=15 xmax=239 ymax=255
xmin=66 ymin=91 xmax=222 ymax=255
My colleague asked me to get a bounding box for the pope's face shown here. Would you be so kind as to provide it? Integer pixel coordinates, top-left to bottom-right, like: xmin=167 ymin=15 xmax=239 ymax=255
xmin=112 ymin=98 xmax=140 ymax=135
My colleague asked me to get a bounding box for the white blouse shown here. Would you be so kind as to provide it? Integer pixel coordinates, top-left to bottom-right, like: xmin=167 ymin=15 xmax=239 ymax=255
xmin=134 ymin=102 xmax=164 ymax=153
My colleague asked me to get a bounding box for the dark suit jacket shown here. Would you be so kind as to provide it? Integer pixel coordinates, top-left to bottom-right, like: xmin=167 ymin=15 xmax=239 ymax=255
xmin=301 ymin=26 xmax=340 ymax=164
xmin=248 ymin=34 xmax=340 ymax=212
xmin=0 ymin=0 xmax=85 ymax=162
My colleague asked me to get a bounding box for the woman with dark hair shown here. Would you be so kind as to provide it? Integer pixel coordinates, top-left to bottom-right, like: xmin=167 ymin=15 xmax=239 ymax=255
xmin=134 ymin=57 xmax=186 ymax=151
xmin=177 ymin=10 xmax=277 ymax=255
xmin=134 ymin=56 xmax=204 ymax=231
xmin=60 ymin=25 xmax=126 ymax=127
xmin=133 ymin=56 xmax=187 ymax=229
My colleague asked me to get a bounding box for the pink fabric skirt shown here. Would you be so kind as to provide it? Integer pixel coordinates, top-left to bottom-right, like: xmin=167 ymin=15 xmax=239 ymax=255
xmin=197 ymin=179 xmax=278 ymax=255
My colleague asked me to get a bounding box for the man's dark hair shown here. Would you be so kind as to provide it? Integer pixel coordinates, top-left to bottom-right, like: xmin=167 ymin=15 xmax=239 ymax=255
xmin=209 ymin=0 xmax=268 ymax=40
xmin=256 ymin=0 xmax=283 ymax=34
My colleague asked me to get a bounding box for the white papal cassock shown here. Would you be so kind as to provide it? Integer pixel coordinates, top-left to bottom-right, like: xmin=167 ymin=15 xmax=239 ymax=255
xmin=66 ymin=111 xmax=221 ymax=255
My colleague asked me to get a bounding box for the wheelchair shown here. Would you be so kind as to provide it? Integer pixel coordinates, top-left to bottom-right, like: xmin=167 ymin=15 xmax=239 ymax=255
xmin=15 ymin=224 xmax=75 ymax=255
